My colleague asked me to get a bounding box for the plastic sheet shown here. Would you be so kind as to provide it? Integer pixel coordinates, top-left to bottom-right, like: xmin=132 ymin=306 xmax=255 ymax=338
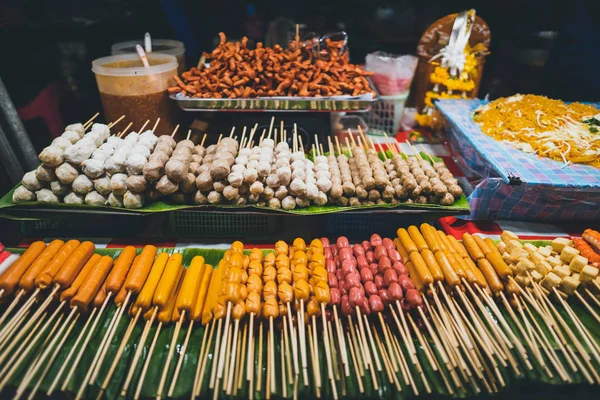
xmin=365 ymin=52 xmax=417 ymax=95
xmin=438 ymin=98 xmax=600 ymax=221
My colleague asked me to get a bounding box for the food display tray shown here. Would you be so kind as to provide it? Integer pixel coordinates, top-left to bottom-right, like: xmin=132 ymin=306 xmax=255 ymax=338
xmin=171 ymin=94 xmax=377 ymax=112
xmin=0 ymin=187 xmax=470 ymax=220
xmin=437 ymin=99 xmax=600 ymax=221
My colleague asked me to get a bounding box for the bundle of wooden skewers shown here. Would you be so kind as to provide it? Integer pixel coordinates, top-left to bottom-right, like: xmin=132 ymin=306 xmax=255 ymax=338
xmin=0 ymin=226 xmax=599 ymax=399
xmin=13 ymin=115 xmax=464 ymax=210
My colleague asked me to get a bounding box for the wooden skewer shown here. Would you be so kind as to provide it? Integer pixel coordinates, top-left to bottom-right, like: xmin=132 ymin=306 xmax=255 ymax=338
xmin=334 ymin=136 xmax=342 ymax=156
xmin=356 ymin=125 xmax=369 ymax=150
xmin=170 ymin=124 xmax=180 ymax=137
xmin=255 ymin=321 xmax=264 ymax=393
xmin=83 ymin=112 xmax=100 ymax=130
xmin=138 ymin=119 xmax=150 ymax=132
xmin=332 ymin=305 xmax=349 ymax=376
xmin=307 ymin=322 xmax=321 ymax=397
xmin=47 ymin=307 xmax=97 ymax=395
xmin=217 ymin=133 xmax=223 ymax=145
xmin=346 ymin=316 xmax=364 ymax=377
xmin=0 ymin=300 xmax=64 ymax=390
xmin=552 ymin=288 xmax=600 ymax=367
xmin=298 ymin=300 xmax=309 ymax=386
xmin=107 ymin=114 xmax=126 ymax=128
xmin=61 ymin=292 xmax=113 ymax=391
xmin=150 ymin=118 xmax=161 ymax=133
xmin=269 ymin=316 xmax=276 ymax=393
xmin=97 ymin=308 xmax=143 ymax=400
xmin=168 ymin=319 xmax=195 ymax=397
xmin=287 ymin=303 xmax=300 ymax=377
xmin=0 ymin=287 xmax=56 ymax=355
xmin=187 ymin=129 xmax=192 ymax=141
xmin=195 ymin=320 xmax=217 ymax=397
xmin=327 ymin=319 xmax=340 ymax=381
xmin=209 ymin=318 xmax=224 ymax=389
xmin=321 ymin=304 xmax=338 ymax=399
xmin=90 ymin=291 xmax=133 ymax=383
xmin=0 ymin=289 xmax=25 ymax=327
xmin=15 ymin=307 xmax=79 ymax=397
xmin=344 ymin=137 xmax=353 ymax=157
xmin=229 ymin=126 xmax=236 ymax=138
xmin=26 ymin=311 xmax=80 ymax=400
xmin=280 ymin=329 xmax=288 ymax=398
xmin=236 ymin=322 xmax=248 ymax=392
xmin=372 ymin=325 xmax=400 ymax=391
xmin=225 ymin=318 xmax=241 ymax=394
xmin=282 ymin=315 xmax=293 ymax=383
xmin=117 ymin=121 xmax=133 ymax=138
xmin=267 ymin=116 xmax=275 ymax=139
xmin=220 ymin=319 xmax=233 ymax=395
xmin=22 ymin=311 xmax=64 ymax=383
xmin=265 ymin=328 xmax=271 ymax=400
xmin=121 ymin=307 xmax=159 ymax=396
xmin=535 ymin=288 xmax=599 ymax=383
xmin=133 ymin=322 xmax=163 ymax=400
xmin=346 ymin=331 xmax=364 ymax=393
xmin=201 ymin=133 xmax=208 ymax=147
xmin=298 ymin=135 xmax=305 ymax=154
xmin=0 ymin=290 xmax=30 ymax=344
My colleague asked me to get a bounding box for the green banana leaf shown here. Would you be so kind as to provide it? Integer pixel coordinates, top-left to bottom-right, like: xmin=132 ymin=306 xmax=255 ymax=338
xmin=1 ymin=245 xmax=598 ymax=399
xmin=0 ymin=152 xmax=470 ymax=218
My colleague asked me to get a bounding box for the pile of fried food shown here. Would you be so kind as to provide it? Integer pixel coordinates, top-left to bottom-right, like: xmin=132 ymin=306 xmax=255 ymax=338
xmin=169 ymin=32 xmax=375 ymax=98
xmin=473 ymin=94 xmax=600 ymax=167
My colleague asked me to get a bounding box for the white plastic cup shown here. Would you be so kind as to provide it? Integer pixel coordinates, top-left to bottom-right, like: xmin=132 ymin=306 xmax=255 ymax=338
xmin=92 ymin=53 xmax=179 ymax=136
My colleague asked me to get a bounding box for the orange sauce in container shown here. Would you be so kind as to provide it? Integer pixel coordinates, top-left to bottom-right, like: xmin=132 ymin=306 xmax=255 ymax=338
xmin=92 ymin=54 xmax=179 ymax=135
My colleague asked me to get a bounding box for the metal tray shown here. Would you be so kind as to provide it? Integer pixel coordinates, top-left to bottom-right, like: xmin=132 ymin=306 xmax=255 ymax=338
xmin=171 ymin=93 xmax=376 ymax=112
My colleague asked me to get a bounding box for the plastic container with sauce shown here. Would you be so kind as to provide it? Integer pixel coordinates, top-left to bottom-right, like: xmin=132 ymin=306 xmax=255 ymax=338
xmin=92 ymin=53 xmax=179 ymax=136
xmin=112 ymin=39 xmax=186 ymax=73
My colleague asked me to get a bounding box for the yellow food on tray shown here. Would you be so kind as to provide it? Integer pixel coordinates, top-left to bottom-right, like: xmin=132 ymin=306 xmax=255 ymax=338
xmin=473 ymin=94 xmax=600 ymax=167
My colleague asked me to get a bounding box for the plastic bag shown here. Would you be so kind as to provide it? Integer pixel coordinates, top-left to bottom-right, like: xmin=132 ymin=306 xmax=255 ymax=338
xmin=366 ymin=52 xmax=417 ymax=95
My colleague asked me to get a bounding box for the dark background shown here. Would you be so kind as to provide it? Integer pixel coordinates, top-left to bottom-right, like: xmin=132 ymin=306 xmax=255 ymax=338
xmin=0 ymin=0 xmax=599 ymax=195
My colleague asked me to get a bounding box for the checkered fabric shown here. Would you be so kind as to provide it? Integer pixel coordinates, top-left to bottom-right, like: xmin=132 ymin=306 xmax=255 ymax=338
xmin=437 ymin=99 xmax=600 ymax=221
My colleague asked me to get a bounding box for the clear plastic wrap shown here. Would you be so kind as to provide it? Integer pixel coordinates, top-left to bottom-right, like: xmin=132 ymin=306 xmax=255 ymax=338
xmin=438 ymin=98 xmax=600 ymax=221
xmin=365 ymin=52 xmax=417 ymax=95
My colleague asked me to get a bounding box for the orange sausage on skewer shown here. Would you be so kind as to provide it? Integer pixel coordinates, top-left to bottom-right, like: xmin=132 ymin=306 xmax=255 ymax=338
xmin=71 ymin=255 xmax=114 ymax=312
xmin=397 ymin=229 xmax=418 ymax=254
xmin=420 ymin=249 xmax=444 ymax=281
xmin=446 ymin=235 xmax=470 ymax=259
xmin=60 ymin=253 xmax=101 ymax=302
xmin=407 ymin=226 xmax=429 ymax=252
xmin=105 ymin=246 xmax=137 ymax=294
xmin=408 ymin=251 xmax=434 ymax=285
xmin=0 ymin=241 xmax=46 ymax=296
xmin=393 ymin=238 xmax=410 ymax=262
xmin=154 ymin=253 xmax=184 ymax=309
xmin=53 ymin=241 xmax=96 ymax=288
xmin=191 ymin=264 xmax=213 ymax=322
xmin=134 ymin=252 xmax=170 ymax=312
xmin=433 ymin=251 xmax=460 ymax=286
xmin=477 ymin=259 xmax=504 ymax=293
xmin=404 ymin=261 xmax=423 ymax=292
xmin=93 ymin=283 xmax=108 ymax=309
xmin=35 ymin=240 xmax=80 ymax=289
xmin=158 ymin=269 xmax=185 ymax=323
xmin=124 ymin=245 xmax=158 ymax=293
xmin=462 ymin=234 xmax=485 ymax=261
xmin=420 ymin=223 xmax=441 ymax=252
xmin=176 ymin=256 xmax=206 ymax=315
xmin=19 ymin=240 xmax=65 ymax=292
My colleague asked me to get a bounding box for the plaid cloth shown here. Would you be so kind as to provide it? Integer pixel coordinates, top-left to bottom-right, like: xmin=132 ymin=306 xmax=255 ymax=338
xmin=437 ymin=99 xmax=600 ymax=221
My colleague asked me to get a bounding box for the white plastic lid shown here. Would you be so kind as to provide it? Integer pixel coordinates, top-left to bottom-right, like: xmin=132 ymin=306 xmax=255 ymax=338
xmin=92 ymin=53 xmax=177 ymax=76
xmin=112 ymin=39 xmax=185 ymax=57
